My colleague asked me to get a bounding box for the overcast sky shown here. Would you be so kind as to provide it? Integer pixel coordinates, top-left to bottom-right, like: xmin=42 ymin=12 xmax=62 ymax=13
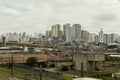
xmin=0 ymin=0 xmax=120 ymax=35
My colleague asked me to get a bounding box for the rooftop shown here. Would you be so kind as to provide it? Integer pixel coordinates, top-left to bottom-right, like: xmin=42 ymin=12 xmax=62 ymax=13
xmin=73 ymin=77 xmax=102 ymax=80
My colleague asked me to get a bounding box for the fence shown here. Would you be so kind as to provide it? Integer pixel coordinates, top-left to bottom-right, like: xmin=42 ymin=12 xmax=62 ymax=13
xmin=0 ymin=66 xmax=62 ymax=80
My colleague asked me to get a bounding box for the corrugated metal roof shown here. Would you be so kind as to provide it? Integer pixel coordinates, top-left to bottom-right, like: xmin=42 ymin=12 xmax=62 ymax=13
xmin=109 ymin=55 xmax=120 ymax=57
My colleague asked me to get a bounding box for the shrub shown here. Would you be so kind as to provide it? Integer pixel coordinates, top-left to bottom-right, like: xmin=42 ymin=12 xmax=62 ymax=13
xmin=49 ymin=64 xmax=55 ymax=68
xmin=0 ymin=63 xmax=11 ymax=68
xmin=38 ymin=62 xmax=47 ymax=68
xmin=61 ymin=66 xmax=69 ymax=71
xmin=26 ymin=57 xmax=38 ymax=67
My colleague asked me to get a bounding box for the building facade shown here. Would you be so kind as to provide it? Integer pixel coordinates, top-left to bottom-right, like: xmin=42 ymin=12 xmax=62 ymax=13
xmin=99 ymin=29 xmax=104 ymax=43
xmin=73 ymin=52 xmax=105 ymax=71
xmin=63 ymin=23 xmax=72 ymax=42
xmin=72 ymin=24 xmax=81 ymax=42
xmin=51 ymin=24 xmax=61 ymax=39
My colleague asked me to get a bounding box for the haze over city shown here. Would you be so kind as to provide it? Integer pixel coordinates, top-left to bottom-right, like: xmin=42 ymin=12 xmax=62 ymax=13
xmin=0 ymin=0 xmax=120 ymax=34
xmin=1 ymin=0 xmax=120 ymax=80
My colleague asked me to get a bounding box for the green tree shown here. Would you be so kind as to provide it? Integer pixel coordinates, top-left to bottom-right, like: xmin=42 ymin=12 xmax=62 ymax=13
xmin=26 ymin=57 xmax=38 ymax=67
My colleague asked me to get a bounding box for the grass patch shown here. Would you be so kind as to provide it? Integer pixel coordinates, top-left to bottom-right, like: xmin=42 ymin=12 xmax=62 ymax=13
xmin=62 ymin=74 xmax=72 ymax=80
xmin=0 ymin=67 xmax=54 ymax=80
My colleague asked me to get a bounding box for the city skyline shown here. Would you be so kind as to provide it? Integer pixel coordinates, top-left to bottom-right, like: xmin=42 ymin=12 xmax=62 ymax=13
xmin=0 ymin=23 xmax=120 ymax=35
xmin=0 ymin=0 xmax=120 ymax=34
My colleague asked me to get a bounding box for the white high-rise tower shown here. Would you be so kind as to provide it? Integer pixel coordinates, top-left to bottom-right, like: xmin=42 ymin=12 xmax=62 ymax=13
xmin=72 ymin=24 xmax=81 ymax=42
xmin=99 ymin=28 xmax=104 ymax=43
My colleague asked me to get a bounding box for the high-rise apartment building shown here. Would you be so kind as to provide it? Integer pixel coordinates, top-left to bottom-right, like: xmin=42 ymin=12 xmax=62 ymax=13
xmin=51 ymin=24 xmax=61 ymax=38
xmin=72 ymin=24 xmax=81 ymax=42
xmin=99 ymin=29 xmax=104 ymax=43
xmin=81 ymin=30 xmax=89 ymax=42
xmin=95 ymin=35 xmax=99 ymax=43
xmin=88 ymin=33 xmax=96 ymax=43
xmin=63 ymin=23 xmax=72 ymax=42
xmin=6 ymin=32 xmax=19 ymax=42
xmin=103 ymin=34 xmax=108 ymax=44
xmin=107 ymin=33 xmax=120 ymax=43
xmin=46 ymin=30 xmax=52 ymax=38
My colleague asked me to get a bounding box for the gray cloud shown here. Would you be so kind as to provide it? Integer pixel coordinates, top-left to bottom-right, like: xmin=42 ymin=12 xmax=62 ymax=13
xmin=94 ymin=13 xmax=117 ymax=22
xmin=0 ymin=0 xmax=120 ymax=34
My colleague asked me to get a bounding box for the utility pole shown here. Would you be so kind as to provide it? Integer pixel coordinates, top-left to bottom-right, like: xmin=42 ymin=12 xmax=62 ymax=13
xmin=115 ymin=57 xmax=118 ymax=68
xmin=31 ymin=69 xmax=33 ymax=79
xmin=57 ymin=72 xmax=62 ymax=80
xmin=11 ymin=54 xmax=14 ymax=76
xmin=93 ymin=53 xmax=95 ymax=72
xmin=81 ymin=62 xmax=83 ymax=77
xmin=39 ymin=65 xmax=42 ymax=80
xmin=25 ymin=74 xmax=27 ymax=80
xmin=46 ymin=73 xmax=47 ymax=80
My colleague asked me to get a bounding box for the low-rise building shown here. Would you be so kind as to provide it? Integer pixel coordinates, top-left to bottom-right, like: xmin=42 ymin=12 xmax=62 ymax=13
xmin=0 ymin=46 xmax=24 ymax=53
xmin=73 ymin=52 xmax=105 ymax=71
xmin=112 ymin=72 xmax=120 ymax=78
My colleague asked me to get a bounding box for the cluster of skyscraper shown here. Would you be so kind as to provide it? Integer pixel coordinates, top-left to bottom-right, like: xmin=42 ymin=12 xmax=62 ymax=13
xmin=46 ymin=23 xmax=120 ymax=44
xmin=0 ymin=32 xmax=29 ymax=42
xmin=46 ymin=23 xmax=82 ymax=42
xmin=0 ymin=24 xmax=119 ymax=44
xmin=0 ymin=32 xmax=45 ymax=43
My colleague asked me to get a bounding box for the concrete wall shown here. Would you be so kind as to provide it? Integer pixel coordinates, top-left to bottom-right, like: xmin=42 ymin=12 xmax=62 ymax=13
xmin=114 ymin=73 xmax=120 ymax=78
xmin=73 ymin=53 xmax=88 ymax=71
xmin=87 ymin=61 xmax=93 ymax=71
xmin=88 ymin=53 xmax=105 ymax=61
